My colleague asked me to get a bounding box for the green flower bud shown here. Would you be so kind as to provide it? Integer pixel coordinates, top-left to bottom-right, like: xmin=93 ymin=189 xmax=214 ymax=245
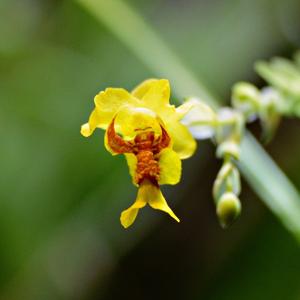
xmin=259 ymin=88 xmax=281 ymax=143
xmin=216 ymin=140 xmax=240 ymax=160
xmin=216 ymin=192 xmax=241 ymax=228
xmin=232 ymin=82 xmax=260 ymax=119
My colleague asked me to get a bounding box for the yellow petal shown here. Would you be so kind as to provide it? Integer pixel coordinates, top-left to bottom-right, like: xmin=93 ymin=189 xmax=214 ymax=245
xmin=132 ymin=79 xmax=197 ymax=159
xmin=120 ymin=180 xmax=153 ymax=228
xmin=94 ymin=88 xmax=139 ymax=128
xmin=131 ymin=78 xmax=159 ymax=99
xmin=80 ymin=108 xmax=101 ymax=137
xmin=141 ymin=79 xmax=170 ymax=104
xmin=158 ymin=148 xmax=181 ymax=185
xmin=134 ymin=79 xmax=171 ymax=109
xmin=133 ymin=79 xmax=180 ymax=126
xmin=120 ymin=180 xmax=180 ymax=228
xmin=124 ymin=153 xmax=138 ymax=186
xmin=166 ymin=120 xmax=197 ymax=159
xmin=120 ymin=188 xmax=147 ymax=228
xmin=147 ymin=183 xmax=180 ymax=223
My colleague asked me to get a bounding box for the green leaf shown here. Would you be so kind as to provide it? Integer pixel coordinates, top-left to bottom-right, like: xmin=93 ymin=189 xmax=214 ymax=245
xmin=256 ymin=58 xmax=300 ymax=101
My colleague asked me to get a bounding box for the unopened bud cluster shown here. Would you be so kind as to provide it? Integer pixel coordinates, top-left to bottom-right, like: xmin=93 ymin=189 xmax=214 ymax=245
xmin=183 ymin=52 xmax=300 ymax=228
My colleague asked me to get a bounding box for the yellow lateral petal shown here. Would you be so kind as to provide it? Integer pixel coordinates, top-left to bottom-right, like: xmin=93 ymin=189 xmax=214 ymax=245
xmin=147 ymin=184 xmax=180 ymax=223
xmin=94 ymin=88 xmax=139 ymax=128
xmin=80 ymin=108 xmax=101 ymax=137
xmin=120 ymin=183 xmax=148 ymax=228
xmin=124 ymin=153 xmax=138 ymax=186
xmin=167 ymin=120 xmax=197 ymax=159
xmin=158 ymin=148 xmax=182 ymax=185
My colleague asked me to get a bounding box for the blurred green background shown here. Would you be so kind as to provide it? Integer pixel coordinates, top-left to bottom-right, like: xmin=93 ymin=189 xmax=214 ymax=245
xmin=1 ymin=0 xmax=300 ymax=299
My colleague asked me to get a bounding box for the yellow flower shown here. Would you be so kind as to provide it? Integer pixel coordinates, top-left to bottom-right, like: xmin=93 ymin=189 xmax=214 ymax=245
xmin=81 ymin=79 xmax=196 ymax=228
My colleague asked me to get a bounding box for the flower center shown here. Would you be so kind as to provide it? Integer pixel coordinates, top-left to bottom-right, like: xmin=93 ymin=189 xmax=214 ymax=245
xmin=134 ymin=131 xmax=160 ymax=184
xmin=106 ymin=118 xmax=171 ymax=185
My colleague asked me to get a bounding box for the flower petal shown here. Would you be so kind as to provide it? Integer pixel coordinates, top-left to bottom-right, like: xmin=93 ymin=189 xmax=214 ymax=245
xmin=94 ymin=88 xmax=139 ymax=128
xmin=80 ymin=108 xmax=101 ymax=137
xmin=147 ymin=183 xmax=180 ymax=223
xmin=166 ymin=120 xmax=197 ymax=159
xmin=134 ymin=79 xmax=171 ymax=109
xmin=131 ymin=78 xmax=159 ymax=99
xmin=120 ymin=180 xmax=180 ymax=228
xmin=125 ymin=153 xmax=138 ymax=186
xmin=120 ymin=188 xmax=147 ymax=228
xmin=158 ymin=148 xmax=181 ymax=185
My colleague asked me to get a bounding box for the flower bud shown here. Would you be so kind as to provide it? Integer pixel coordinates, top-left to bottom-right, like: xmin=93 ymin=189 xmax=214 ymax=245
xmin=216 ymin=192 xmax=241 ymax=228
xmin=259 ymin=87 xmax=281 ymax=143
xmin=232 ymin=82 xmax=260 ymax=119
xmin=216 ymin=140 xmax=240 ymax=160
xmin=179 ymin=97 xmax=216 ymax=140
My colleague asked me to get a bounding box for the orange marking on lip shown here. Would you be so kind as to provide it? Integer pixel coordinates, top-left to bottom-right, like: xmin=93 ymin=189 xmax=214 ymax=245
xmin=107 ymin=118 xmax=171 ymax=184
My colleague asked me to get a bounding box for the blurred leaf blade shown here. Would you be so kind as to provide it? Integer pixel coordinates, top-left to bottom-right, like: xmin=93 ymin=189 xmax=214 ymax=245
xmin=239 ymin=134 xmax=300 ymax=237
xmin=75 ymin=0 xmax=219 ymax=108
xmin=75 ymin=0 xmax=300 ymax=242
